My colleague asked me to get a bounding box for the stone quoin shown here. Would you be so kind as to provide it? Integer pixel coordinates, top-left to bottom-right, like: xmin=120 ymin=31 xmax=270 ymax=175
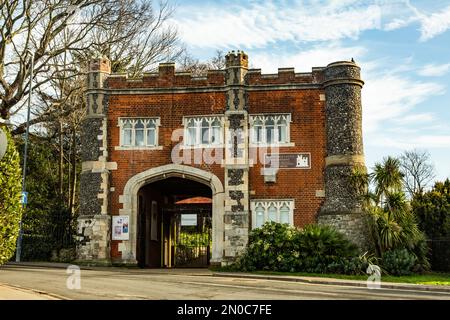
xmin=77 ymin=51 xmax=369 ymax=267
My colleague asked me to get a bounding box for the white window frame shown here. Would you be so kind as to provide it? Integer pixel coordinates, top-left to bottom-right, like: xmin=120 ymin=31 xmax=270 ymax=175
xmin=182 ymin=115 xmax=224 ymax=148
xmin=116 ymin=117 xmax=162 ymax=150
xmin=249 ymin=113 xmax=293 ymax=147
xmin=250 ymin=199 xmax=295 ymax=229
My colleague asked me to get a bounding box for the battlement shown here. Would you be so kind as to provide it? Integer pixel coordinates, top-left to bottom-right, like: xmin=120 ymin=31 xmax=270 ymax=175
xmin=246 ymin=67 xmax=325 ymax=85
xmin=225 ymin=50 xmax=248 ymax=68
xmin=88 ymin=53 xmax=360 ymax=90
xmin=89 ymin=57 xmax=111 ymax=73
xmin=106 ymin=64 xmax=226 ymax=89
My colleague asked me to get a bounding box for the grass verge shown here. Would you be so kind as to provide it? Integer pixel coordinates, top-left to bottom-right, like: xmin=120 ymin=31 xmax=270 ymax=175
xmin=211 ymin=268 xmax=450 ymax=285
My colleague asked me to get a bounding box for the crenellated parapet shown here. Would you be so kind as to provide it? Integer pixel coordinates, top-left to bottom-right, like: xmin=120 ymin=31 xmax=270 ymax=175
xmin=246 ymin=67 xmax=324 ymax=85
xmin=106 ymin=65 xmax=226 ymax=89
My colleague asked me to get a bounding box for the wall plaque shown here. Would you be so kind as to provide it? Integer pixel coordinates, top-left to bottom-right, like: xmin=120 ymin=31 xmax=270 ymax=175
xmin=264 ymin=153 xmax=311 ymax=169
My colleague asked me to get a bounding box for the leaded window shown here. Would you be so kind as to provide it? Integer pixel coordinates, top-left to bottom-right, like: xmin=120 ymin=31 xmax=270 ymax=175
xmin=183 ymin=116 xmax=224 ymax=146
xmin=250 ymin=199 xmax=295 ymax=228
xmin=119 ymin=118 xmax=160 ymax=148
xmin=249 ymin=114 xmax=291 ymax=145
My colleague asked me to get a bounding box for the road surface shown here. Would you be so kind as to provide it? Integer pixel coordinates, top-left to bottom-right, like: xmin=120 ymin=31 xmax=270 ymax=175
xmin=0 ymin=264 xmax=449 ymax=300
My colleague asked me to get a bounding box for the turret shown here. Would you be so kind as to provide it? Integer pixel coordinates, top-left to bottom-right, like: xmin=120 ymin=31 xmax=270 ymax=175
xmin=318 ymin=60 xmax=370 ymax=250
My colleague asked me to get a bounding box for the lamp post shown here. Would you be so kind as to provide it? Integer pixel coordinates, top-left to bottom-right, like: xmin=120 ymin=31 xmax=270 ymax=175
xmin=15 ymin=50 xmax=34 ymax=262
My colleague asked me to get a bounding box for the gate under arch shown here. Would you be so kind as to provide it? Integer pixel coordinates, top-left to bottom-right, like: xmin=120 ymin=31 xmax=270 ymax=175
xmin=117 ymin=164 xmax=225 ymax=266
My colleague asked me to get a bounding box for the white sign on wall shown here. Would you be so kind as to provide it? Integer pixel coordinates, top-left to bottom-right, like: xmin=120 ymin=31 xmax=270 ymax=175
xmin=112 ymin=216 xmax=129 ymax=240
xmin=181 ymin=214 xmax=197 ymax=226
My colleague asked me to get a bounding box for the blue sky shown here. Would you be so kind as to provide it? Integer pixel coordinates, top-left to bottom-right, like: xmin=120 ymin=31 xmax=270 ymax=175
xmin=170 ymin=0 xmax=450 ymax=182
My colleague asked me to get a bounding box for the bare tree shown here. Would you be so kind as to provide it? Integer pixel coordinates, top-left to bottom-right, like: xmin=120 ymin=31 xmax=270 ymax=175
xmin=399 ymin=149 xmax=435 ymax=197
xmin=177 ymin=50 xmax=226 ymax=76
xmin=1 ymin=0 xmax=183 ymax=133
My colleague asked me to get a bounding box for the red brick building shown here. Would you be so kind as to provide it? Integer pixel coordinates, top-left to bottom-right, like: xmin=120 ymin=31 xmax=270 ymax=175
xmin=77 ymin=51 xmax=367 ymax=267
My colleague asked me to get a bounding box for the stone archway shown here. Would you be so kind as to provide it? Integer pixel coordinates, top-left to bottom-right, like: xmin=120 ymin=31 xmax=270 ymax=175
xmin=117 ymin=164 xmax=224 ymax=265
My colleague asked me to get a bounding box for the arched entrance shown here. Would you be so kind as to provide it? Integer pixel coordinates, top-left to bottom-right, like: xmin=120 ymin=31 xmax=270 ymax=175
xmin=118 ymin=164 xmax=224 ymax=267
xmin=137 ymin=177 xmax=213 ymax=267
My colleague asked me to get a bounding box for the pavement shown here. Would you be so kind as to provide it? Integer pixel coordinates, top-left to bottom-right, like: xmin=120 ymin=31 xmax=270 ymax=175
xmin=0 ymin=283 xmax=58 ymax=300
xmin=212 ymin=272 xmax=450 ymax=293
xmin=0 ymin=262 xmax=449 ymax=300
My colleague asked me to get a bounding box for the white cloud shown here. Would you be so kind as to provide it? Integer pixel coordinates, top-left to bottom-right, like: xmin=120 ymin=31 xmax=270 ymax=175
xmin=391 ymin=113 xmax=435 ymax=125
xmin=417 ymin=5 xmax=450 ymax=41
xmin=362 ymin=71 xmax=445 ymax=133
xmin=369 ymin=134 xmax=450 ymax=150
xmin=249 ymin=43 xmax=367 ymax=73
xmin=172 ymin=1 xmax=382 ymax=48
xmin=385 ymin=2 xmax=450 ymax=41
xmin=418 ymin=63 xmax=450 ymax=77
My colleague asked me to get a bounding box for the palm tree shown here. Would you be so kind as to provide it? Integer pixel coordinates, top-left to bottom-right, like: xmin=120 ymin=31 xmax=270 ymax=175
xmin=352 ymin=157 xmax=428 ymax=268
xmin=372 ymin=156 xmax=404 ymax=208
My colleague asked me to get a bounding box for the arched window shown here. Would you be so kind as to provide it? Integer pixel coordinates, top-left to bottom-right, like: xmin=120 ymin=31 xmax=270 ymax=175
xmin=277 ymin=118 xmax=287 ymax=143
xmin=135 ymin=120 xmax=145 ymax=146
xmin=280 ymin=204 xmax=290 ymax=224
xmin=265 ymin=118 xmax=275 ymax=144
xmin=255 ymin=204 xmax=265 ymax=228
xmin=119 ymin=118 xmax=160 ymax=148
xmin=253 ymin=118 xmax=263 ymax=143
xmin=268 ymin=204 xmax=277 ymax=222
xmin=186 ymin=119 xmax=196 ymax=146
xmin=146 ymin=120 xmax=156 ymax=146
xmin=211 ymin=118 xmax=221 ymax=145
xmin=249 ymin=114 xmax=291 ymax=145
xmin=184 ymin=116 xmax=224 ymax=147
xmin=201 ymin=118 xmax=210 ymax=144
xmin=122 ymin=120 xmax=132 ymax=146
xmin=251 ymin=200 xmax=294 ymax=229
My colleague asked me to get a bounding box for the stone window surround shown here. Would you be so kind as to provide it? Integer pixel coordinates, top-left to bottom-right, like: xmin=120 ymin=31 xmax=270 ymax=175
xmin=116 ymin=117 xmax=162 ymax=150
xmin=182 ymin=115 xmax=225 ymax=149
xmin=250 ymin=199 xmax=295 ymax=229
xmin=249 ymin=113 xmax=294 ymax=147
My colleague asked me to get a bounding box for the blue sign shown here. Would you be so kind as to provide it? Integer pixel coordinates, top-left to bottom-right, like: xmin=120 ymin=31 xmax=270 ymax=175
xmin=21 ymin=192 xmax=28 ymax=205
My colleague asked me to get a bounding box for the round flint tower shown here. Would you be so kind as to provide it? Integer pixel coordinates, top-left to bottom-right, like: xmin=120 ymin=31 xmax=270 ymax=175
xmin=318 ymin=60 xmax=370 ymax=250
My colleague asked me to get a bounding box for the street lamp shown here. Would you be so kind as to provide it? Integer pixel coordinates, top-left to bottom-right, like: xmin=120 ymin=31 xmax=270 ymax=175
xmin=15 ymin=49 xmax=34 ymax=262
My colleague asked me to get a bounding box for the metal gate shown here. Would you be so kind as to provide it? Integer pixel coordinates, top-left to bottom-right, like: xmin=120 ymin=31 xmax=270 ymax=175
xmin=170 ymin=209 xmax=212 ymax=267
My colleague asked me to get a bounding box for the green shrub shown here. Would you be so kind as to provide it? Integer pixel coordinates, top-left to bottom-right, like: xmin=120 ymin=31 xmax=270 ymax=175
xmin=236 ymin=222 xmax=364 ymax=275
xmin=0 ymin=129 xmax=22 ymax=265
xmin=412 ymin=179 xmax=450 ymax=239
xmin=382 ymin=248 xmax=417 ymax=276
xmin=326 ymin=257 xmax=368 ymax=275
xmin=237 ymin=222 xmax=297 ymax=272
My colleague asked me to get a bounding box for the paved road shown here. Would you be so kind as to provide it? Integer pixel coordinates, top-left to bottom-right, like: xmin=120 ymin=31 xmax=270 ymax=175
xmin=0 ymin=264 xmax=449 ymax=300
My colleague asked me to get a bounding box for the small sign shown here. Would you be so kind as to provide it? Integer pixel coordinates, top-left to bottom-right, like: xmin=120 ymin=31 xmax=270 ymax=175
xmin=181 ymin=214 xmax=197 ymax=226
xmin=112 ymin=216 xmax=129 ymax=240
xmin=264 ymin=153 xmax=311 ymax=169
xmin=21 ymin=192 xmax=28 ymax=205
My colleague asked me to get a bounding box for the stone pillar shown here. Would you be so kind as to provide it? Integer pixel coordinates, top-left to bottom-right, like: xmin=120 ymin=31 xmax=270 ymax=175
xmin=76 ymin=57 xmax=113 ymax=265
xmin=318 ymin=61 xmax=370 ymax=251
xmin=222 ymin=51 xmax=250 ymax=264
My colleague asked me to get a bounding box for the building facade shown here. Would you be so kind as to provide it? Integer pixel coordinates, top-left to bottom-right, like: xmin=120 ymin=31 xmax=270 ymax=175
xmin=77 ymin=51 xmax=368 ymax=267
